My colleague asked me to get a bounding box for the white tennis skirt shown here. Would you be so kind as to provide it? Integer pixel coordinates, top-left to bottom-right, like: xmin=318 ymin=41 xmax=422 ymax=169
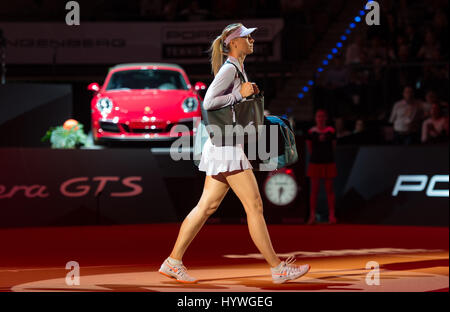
xmin=198 ymin=138 xmax=253 ymax=176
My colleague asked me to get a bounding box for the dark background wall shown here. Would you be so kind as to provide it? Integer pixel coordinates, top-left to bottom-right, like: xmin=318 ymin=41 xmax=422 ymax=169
xmin=0 ymin=144 xmax=447 ymax=228
xmin=0 ymin=84 xmax=72 ymax=147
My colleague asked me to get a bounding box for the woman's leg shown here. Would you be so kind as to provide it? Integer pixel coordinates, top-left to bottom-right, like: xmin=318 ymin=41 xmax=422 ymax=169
xmin=223 ymin=169 xmax=281 ymax=268
xmin=308 ymin=177 xmax=320 ymax=224
xmin=324 ymin=178 xmax=337 ymax=223
xmin=169 ymin=174 xmax=230 ymax=261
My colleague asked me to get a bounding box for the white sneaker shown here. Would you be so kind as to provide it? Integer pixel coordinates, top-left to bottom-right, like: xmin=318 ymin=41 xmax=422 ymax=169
xmin=158 ymin=258 xmax=198 ymax=283
xmin=271 ymin=256 xmax=311 ymax=284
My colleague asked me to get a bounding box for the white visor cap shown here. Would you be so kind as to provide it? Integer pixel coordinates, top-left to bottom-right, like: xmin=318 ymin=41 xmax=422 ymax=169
xmin=224 ymin=26 xmax=257 ymax=46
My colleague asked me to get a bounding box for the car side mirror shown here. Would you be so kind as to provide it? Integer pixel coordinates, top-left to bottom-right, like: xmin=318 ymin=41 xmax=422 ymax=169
xmin=87 ymin=82 xmax=100 ymax=92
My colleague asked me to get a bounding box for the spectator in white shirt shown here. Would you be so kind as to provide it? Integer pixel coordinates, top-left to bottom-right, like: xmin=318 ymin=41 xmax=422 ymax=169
xmin=421 ymin=103 xmax=449 ymax=143
xmin=389 ymin=86 xmax=424 ymax=145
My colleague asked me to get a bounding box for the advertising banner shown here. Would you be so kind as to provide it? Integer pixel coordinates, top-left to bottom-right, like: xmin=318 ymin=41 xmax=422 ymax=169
xmin=0 ymin=19 xmax=283 ymax=64
xmin=337 ymin=144 xmax=449 ymax=226
xmin=0 ymin=148 xmax=181 ymax=227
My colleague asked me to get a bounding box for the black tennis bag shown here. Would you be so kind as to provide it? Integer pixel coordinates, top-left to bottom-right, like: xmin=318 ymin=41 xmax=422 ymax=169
xmin=202 ymin=61 xmax=264 ymax=147
xmin=193 ymin=115 xmax=299 ymax=171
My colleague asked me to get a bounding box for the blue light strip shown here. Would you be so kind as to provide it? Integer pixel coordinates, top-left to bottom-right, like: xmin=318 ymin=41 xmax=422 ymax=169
xmin=296 ymin=4 xmax=369 ymax=105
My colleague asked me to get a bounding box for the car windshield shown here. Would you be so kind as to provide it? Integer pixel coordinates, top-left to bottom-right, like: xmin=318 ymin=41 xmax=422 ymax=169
xmin=106 ymin=69 xmax=188 ymax=90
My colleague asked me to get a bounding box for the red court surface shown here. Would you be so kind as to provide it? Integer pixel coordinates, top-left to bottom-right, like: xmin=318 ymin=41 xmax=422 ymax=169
xmin=0 ymin=224 xmax=448 ymax=292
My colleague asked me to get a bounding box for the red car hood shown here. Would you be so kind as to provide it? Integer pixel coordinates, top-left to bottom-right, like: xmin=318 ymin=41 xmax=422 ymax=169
xmin=100 ymin=89 xmax=196 ymax=116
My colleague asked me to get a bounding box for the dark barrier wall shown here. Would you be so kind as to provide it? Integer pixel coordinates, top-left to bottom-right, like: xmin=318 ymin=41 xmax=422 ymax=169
xmin=0 ymin=148 xmax=177 ymax=227
xmin=0 ymin=84 xmax=72 ymax=147
xmin=334 ymin=144 xmax=448 ymax=226
xmin=0 ymin=144 xmax=447 ymax=228
xmin=0 ymin=147 xmax=308 ymax=228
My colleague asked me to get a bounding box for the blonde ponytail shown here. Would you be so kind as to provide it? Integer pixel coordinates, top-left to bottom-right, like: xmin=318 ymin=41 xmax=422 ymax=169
xmin=209 ymin=23 xmax=243 ymax=76
xmin=210 ymin=36 xmax=224 ymax=76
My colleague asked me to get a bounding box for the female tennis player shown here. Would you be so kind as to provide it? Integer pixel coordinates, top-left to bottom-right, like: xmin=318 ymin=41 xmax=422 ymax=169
xmin=159 ymin=23 xmax=310 ymax=284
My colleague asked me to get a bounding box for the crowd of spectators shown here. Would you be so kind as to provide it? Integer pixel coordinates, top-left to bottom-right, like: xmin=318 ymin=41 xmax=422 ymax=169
xmin=314 ymin=79 xmax=449 ymax=146
xmin=0 ymin=0 xmax=317 ymax=22
xmin=312 ymin=0 xmax=449 ymax=145
xmin=388 ymin=85 xmax=449 ymax=144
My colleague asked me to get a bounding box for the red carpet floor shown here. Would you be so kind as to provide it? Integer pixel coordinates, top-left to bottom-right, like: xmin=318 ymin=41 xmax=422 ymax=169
xmin=0 ymin=224 xmax=448 ymax=292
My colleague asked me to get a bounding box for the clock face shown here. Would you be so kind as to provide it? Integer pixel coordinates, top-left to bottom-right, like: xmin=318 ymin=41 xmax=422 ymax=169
xmin=264 ymin=173 xmax=298 ymax=206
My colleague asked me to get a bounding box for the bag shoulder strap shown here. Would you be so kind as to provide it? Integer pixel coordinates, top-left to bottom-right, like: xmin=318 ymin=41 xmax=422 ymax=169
xmin=224 ymin=60 xmax=247 ymax=83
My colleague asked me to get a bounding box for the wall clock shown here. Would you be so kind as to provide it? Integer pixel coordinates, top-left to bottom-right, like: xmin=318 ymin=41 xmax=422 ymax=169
xmin=264 ymin=169 xmax=298 ymax=206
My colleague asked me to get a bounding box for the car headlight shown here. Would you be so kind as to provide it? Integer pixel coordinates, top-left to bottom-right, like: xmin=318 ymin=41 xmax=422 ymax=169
xmin=96 ymin=97 xmax=113 ymax=115
xmin=182 ymin=97 xmax=198 ymax=113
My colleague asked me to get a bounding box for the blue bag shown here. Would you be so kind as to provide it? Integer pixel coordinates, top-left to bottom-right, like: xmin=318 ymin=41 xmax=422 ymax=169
xmin=256 ymin=116 xmax=299 ymax=170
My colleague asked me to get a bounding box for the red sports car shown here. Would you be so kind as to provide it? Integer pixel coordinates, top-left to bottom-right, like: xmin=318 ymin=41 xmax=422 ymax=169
xmin=88 ymin=63 xmax=206 ymax=144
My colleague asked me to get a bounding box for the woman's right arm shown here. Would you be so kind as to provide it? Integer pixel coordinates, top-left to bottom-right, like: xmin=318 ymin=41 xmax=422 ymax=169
xmin=202 ymin=64 xmax=242 ymax=111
